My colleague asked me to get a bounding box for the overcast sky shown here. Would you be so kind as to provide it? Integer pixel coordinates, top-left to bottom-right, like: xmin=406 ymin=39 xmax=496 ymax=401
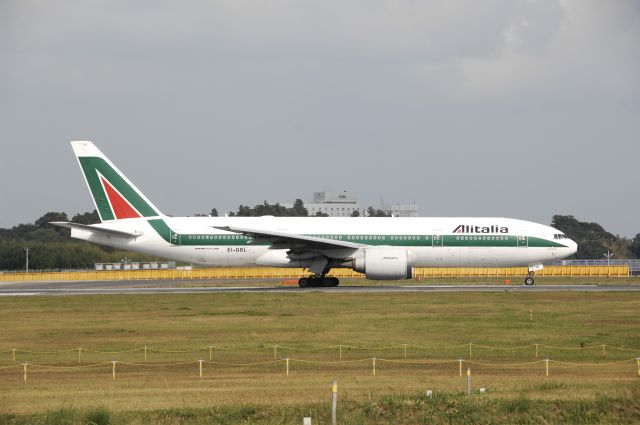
xmin=1 ymin=1 xmax=638 ymax=236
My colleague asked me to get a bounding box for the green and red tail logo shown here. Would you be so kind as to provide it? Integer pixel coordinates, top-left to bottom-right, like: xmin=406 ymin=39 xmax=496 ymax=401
xmin=72 ymin=142 xmax=161 ymax=222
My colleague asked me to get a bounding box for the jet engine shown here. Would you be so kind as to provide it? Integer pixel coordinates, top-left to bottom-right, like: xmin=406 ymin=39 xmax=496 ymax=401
xmin=353 ymin=247 xmax=412 ymax=280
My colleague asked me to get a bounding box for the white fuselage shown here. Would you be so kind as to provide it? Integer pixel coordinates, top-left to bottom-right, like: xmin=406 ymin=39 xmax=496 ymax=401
xmin=70 ymin=216 xmax=578 ymax=269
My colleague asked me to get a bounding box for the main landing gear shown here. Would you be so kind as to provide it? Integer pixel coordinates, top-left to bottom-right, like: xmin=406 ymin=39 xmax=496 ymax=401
xmin=298 ymin=276 xmax=340 ymax=288
xmin=524 ymin=272 xmax=535 ymax=286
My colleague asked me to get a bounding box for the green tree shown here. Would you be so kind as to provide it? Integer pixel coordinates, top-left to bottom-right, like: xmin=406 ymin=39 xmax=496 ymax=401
xmin=290 ymin=199 xmax=308 ymax=217
xmin=631 ymin=234 xmax=640 ymax=259
xmin=365 ymin=207 xmax=391 ymax=217
xmin=350 ymin=210 xmax=360 ymax=217
xmin=230 ymin=200 xmax=310 ymax=217
xmin=35 ymin=212 xmax=68 ymax=229
xmin=210 ymin=208 xmax=219 ymax=217
xmin=71 ymin=210 xmax=100 ymax=224
xmin=551 ymin=215 xmax=619 ymax=259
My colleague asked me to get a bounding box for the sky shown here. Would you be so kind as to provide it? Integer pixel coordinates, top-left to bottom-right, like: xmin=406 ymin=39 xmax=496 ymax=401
xmin=1 ymin=1 xmax=639 ymax=236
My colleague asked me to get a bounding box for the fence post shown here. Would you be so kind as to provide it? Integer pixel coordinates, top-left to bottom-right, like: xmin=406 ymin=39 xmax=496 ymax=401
xmin=403 ymin=344 xmax=407 ymax=359
xmin=144 ymin=346 xmax=148 ymax=362
xmin=372 ymin=357 xmax=376 ymax=376
xmin=209 ymin=346 xmax=213 ymax=361
xmin=535 ymin=344 xmax=539 ymax=359
xmin=331 ymin=380 xmax=337 ymax=425
xmin=12 ymin=349 xmax=16 ymax=363
xmin=112 ymin=361 xmax=117 ymax=379
xmin=545 ymin=359 xmax=549 ymax=377
xmin=285 ymin=356 xmax=290 ymax=377
xmin=199 ymin=360 xmax=203 ymax=378
xmin=23 ymin=363 xmax=27 ymax=383
xmin=459 ymin=359 xmax=463 ymax=377
xmin=466 ymin=368 xmax=471 ymax=396
xmin=274 ymin=344 xmax=278 ymax=361
xmin=78 ymin=348 xmax=82 ymax=363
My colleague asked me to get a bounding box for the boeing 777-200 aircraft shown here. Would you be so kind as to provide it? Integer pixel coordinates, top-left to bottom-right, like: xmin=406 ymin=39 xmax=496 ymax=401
xmin=53 ymin=141 xmax=578 ymax=287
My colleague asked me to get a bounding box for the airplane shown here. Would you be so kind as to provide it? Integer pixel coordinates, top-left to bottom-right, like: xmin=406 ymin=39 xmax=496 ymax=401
xmin=53 ymin=141 xmax=578 ymax=287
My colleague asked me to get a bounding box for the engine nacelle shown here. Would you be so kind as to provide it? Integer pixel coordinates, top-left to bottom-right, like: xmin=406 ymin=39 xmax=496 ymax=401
xmin=353 ymin=248 xmax=412 ymax=280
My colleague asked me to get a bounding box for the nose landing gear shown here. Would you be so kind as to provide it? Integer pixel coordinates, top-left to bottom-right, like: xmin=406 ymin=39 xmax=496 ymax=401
xmin=524 ymin=272 xmax=535 ymax=286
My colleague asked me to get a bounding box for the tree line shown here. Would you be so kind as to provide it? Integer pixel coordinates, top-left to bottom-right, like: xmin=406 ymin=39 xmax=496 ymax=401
xmin=209 ymin=199 xmax=391 ymax=217
xmin=0 ymin=211 xmax=155 ymax=271
xmin=551 ymin=215 xmax=640 ymax=260
xmin=0 ymin=206 xmax=638 ymax=271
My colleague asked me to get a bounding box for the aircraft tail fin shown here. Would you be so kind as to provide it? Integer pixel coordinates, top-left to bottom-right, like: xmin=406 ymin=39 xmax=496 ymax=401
xmin=71 ymin=141 xmax=164 ymax=222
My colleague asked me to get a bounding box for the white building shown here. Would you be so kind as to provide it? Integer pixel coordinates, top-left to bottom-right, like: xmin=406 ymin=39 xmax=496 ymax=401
xmin=283 ymin=191 xmax=364 ymax=217
xmin=380 ymin=200 xmax=419 ymax=217
xmin=283 ymin=192 xmax=419 ymax=217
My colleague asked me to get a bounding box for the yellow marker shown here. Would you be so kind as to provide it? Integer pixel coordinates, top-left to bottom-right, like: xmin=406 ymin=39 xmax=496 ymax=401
xmin=78 ymin=348 xmax=82 ymax=363
xmin=209 ymin=346 xmax=213 ymax=361
xmin=372 ymin=357 xmax=376 ymax=376
xmin=199 ymin=360 xmax=203 ymax=378
xmin=332 ymin=382 xmax=338 ymax=393
xmin=636 ymin=357 xmax=639 ymax=377
xmin=112 ymin=361 xmax=117 ymax=380
xmin=467 ymin=367 xmax=471 ymax=377
xmin=23 ymin=363 xmax=27 ymax=383
xmin=144 ymin=346 xmax=148 ymax=362
xmin=469 ymin=342 xmax=472 ymax=358
xmin=285 ymin=357 xmax=289 ymax=377
xmin=545 ymin=359 xmax=549 ymax=377
xmin=535 ymin=344 xmax=539 ymax=358
xmin=12 ymin=349 xmax=16 ymax=363
xmin=339 ymin=345 xmax=342 ymax=360
xmin=459 ymin=359 xmax=463 ymax=377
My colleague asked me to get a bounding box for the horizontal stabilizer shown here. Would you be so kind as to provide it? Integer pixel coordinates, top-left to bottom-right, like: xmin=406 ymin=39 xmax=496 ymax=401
xmin=51 ymin=222 xmax=142 ymax=238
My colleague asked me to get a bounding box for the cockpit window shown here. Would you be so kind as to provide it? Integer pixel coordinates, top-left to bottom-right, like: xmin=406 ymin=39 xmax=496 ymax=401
xmin=553 ymin=234 xmax=568 ymax=239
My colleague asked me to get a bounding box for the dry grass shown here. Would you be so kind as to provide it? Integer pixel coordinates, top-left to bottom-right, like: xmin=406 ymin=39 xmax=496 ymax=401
xmin=0 ymin=290 xmax=639 ymax=420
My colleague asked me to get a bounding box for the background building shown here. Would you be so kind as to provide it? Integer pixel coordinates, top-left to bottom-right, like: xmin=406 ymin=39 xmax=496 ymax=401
xmin=283 ymin=192 xmax=419 ymax=217
xmin=283 ymin=191 xmax=363 ymax=217
xmin=380 ymin=200 xmax=419 ymax=217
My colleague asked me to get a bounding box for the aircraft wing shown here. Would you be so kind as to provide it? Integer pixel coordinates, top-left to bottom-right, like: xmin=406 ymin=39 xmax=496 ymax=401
xmin=214 ymin=225 xmax=363 ymax=250
xmin=51 ymin=222 xmax=142 ymax=238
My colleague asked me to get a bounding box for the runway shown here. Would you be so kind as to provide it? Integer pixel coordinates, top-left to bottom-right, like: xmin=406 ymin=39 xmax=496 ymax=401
xmin=0 ymin=279 xmax=639 ymax=296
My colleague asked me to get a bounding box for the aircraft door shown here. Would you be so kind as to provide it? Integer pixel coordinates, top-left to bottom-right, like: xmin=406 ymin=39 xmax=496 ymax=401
xmin=517 ymin=235 xmax=528 ymax=247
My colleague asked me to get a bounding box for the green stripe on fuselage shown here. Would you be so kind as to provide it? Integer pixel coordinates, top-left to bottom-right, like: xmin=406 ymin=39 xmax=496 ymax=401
xmin=147 ymin=220 xmax=566 ymax=248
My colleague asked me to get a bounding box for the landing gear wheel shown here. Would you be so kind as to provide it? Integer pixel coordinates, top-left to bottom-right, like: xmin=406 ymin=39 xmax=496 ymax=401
xmin=329 ymin=277 xmax=339 ymax=287
xmin=298 ymin=278 xmax=309 ymax=288
xmin=524 ymin=276 xmax=535 ymax=286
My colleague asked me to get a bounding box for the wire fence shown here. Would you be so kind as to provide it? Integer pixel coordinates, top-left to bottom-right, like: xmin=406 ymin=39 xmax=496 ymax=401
xmin=2 ymin=342 xmax=640 ymax=383
xmin=2 ymin=356 xmax=639 ymax=383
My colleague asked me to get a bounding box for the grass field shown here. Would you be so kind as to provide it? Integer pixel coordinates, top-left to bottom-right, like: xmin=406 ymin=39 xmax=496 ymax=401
xmin=1 ymin=288 xmax=640 ymax=424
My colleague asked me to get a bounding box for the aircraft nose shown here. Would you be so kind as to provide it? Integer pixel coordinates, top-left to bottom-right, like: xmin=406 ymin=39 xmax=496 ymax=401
xmin=568 ymin=239 xmax=578 ymax=256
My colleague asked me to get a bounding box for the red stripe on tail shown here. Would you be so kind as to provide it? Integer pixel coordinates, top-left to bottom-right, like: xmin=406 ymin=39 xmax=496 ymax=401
xmin=100 ymin=177 xmax=141 ymax=219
